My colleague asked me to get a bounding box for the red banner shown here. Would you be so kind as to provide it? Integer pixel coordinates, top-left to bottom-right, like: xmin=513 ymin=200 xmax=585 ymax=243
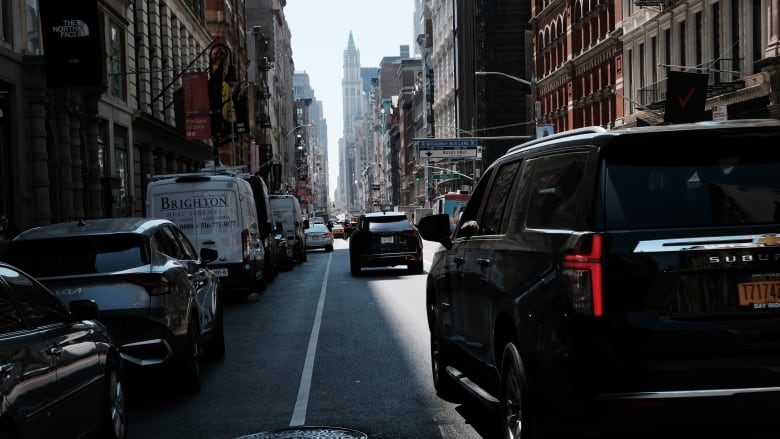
xmin=182 ymin=72 xmax=212 ymax=140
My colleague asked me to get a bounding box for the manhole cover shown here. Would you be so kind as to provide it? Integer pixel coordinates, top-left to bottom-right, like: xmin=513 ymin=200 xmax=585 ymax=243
xmin=236 ymin=426 xmax=368 ymax=439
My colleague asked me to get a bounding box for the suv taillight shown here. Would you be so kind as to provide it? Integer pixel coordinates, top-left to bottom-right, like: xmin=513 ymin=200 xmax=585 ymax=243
xmin=242 ymin=229 xmax=251 ymax=263
xmin=562 ymin=234 xmax=603 ymax=316
xmin=118 ymin=273 xmax=172 ymax=296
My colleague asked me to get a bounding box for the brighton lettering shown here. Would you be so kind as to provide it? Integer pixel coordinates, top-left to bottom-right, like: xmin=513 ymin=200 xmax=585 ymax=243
xmin=159 ymin=196 xmax=228 ymax=210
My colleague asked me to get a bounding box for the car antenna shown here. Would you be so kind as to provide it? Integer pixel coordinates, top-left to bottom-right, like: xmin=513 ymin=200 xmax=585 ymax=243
xmin=77 ymin=218 xmax=87 ymax=227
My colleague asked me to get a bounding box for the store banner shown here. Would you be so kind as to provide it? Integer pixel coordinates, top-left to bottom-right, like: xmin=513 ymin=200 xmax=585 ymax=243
xmin=664 ymin=71 xmax=709 ymax=124
xmin=182 ymin=72 xmax=212 ymax=140
xmin=38 ymin=0 xmax=104 ymax=88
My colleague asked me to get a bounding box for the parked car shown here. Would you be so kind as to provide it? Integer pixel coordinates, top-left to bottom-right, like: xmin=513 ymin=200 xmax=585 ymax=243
xmin=332 ymin=223 xmax=345 ymax=239
xmin=3 ymin=217 xmax=224 ymax=393
xmin=274 ymin=223 xmax=294 ymax=271
xmin=243 ymin=174 xmax=279 ymax=285
xmin=349 ymin=211 xmax=423 ymax=276
xmin=417 ymin=119 xmax=780 ymax=438
xmin=269 ymin=194 xmax=308 ymax=264
xmin=0 ymin=262 xmax=127 ymax=439
xmin=305 ymin=223 xmax=334 ymax=252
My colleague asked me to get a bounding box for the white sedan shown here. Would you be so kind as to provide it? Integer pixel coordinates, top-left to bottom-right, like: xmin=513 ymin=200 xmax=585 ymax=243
xmin=304 ymin=223 xmax=334 ymax=252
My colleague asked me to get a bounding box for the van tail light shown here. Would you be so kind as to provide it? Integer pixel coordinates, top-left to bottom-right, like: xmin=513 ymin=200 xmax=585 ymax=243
xmin=242 ymin=229 xmax=251 ymax=263
xmin=562 ymin=234 xmax=603 ymax=316
xmin=401 ymin=230 xmax=419 ymax=237
xmin=118 ymin=273 xmax=172 ymax=296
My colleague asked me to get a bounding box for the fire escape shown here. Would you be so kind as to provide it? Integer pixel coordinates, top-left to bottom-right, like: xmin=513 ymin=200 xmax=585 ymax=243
xmin=252 ymin=28 xmax=276 ymax=189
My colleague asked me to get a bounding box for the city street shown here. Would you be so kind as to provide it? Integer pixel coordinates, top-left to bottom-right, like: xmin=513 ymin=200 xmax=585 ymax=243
xmin=125 ymin=238 xmax=498 ymax=439
xmin=124 ymin=238 xmax=777 ymax=439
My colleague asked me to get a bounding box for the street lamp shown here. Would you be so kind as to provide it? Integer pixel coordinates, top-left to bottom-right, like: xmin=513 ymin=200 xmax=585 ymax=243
xmin=474 ymin=70 xmax=533 ymax=87
xmin=285 ymin=123 xmax=311 ymax=142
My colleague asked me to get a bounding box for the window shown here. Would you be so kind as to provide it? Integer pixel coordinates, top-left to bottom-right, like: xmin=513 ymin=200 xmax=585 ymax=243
xmin=455 ymin=167 xmax=494 ymax=238
xmin=479 ymin=161 xmax=520 ymax=235
xmin=1 ymin=0 xmax=11 ymax=45
xmin=366 ymin=215 xmax=412 ymax=233
xmin=25 ymin=0 xmax=41 ymax=54
xmin=153 ymin=227 xmax=184 ymax=260
xmin=1 ymin=266 xmax=68 ymax=328
xmin=110 ymin=21 xmax=127 ymax=99
xmin=525 ymin=152 xmax=589 ymax=230
xmin=605 ymin=135 xmax=780 ymax=229
xmin=679 ymin=20 xmax=687 ymax=68
xmin=6 ymin=235 xmax=147 ymax=277
xmin=171 ymin=226 xmax=198 ymax=260
xmin=114 ymin=125 xmax=130 ymax=215
xmin=0 ymin=273 xmax=25 ymax=333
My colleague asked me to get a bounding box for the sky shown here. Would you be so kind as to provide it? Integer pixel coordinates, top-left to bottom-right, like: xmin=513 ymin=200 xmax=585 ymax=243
xmin=283 ymin=1 xmax=417 ymax=200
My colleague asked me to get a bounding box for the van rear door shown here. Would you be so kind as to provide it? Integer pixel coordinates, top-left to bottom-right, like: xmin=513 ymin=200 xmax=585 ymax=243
xmin=149 ymin=176 xmax=243 ymax=267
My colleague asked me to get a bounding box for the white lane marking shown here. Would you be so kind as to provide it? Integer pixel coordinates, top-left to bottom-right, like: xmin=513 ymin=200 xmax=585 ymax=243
xmin=289 ymin=251 xmax=332 ymax=427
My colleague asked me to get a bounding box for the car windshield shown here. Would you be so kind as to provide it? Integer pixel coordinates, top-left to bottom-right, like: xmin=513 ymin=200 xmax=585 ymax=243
xmin=306 ymin=224 xmax=330 ymax=233
xmin=366 ymin=216 xmax=412 ymax=233
xmin=7 ymin=235 xmax=149 ymax=277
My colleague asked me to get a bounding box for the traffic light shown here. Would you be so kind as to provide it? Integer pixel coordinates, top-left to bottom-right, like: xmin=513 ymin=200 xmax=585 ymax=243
xmin=415 ymin=168 xmax=423 ymax=182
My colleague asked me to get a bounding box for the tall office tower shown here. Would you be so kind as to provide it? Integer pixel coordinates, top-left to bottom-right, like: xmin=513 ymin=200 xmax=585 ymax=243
xmin=341 ymin=31 xmax=364 ymax=209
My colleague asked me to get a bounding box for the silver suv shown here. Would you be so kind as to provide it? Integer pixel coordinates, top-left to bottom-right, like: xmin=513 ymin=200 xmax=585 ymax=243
xmin=3 ymin=217 xmax=224 ymax=393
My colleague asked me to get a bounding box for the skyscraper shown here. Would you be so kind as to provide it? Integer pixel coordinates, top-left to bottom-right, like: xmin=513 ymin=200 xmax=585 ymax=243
xmin=341 ymin=31 xmax=364 ymax=209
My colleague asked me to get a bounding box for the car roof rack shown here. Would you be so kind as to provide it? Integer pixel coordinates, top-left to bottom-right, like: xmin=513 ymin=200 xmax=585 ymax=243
xmin=147 ymin=165 xmax=249 ymax=182
xmin=506 ymin=126 xmax=608 ymax=154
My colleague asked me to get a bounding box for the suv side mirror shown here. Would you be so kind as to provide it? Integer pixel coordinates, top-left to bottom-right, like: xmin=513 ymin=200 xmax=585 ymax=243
xmin=303 ymin=219 xmax=310 ymax=229
xmin=417 ymin=214 xmax=453 ymax=249
xmin=275 ymin=222 xmax=284 ymax=234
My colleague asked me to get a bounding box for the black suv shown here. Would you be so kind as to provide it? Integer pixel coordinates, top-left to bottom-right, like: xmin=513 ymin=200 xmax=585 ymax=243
xmin=349 ymin=211 xmax=423 ymax=276
xmin=418 ymin=119 xmax=780 ymax=437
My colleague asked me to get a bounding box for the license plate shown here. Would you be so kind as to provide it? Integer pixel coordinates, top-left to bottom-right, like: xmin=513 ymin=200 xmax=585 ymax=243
xmin=211 ymin=268 xmax=228 ymax=277
xmin=381 ymin=236 xmax=395 ymax=244
xmin=738 ymin=281 xmax=780 ymax=307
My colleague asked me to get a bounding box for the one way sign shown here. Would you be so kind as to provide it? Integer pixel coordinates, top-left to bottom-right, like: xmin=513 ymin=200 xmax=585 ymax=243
xmin=664 ymin=71 xmax=709 ymax=124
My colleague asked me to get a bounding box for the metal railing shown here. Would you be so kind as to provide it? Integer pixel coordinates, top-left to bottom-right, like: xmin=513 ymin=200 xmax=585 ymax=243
xmin=636 ymin=58 xmax=744 ymax=109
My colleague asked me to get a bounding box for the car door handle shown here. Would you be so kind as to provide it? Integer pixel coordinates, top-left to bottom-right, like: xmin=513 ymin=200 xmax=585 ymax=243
xmin=454 ymin=256 xmax=465 ymax=265
xmin=477 ymin=258 xmax=491 ymax=267
xmin=203 ymin=240 xmax=216 ymax=245
xmin=47 ymin=346 xmax=63 ymax=356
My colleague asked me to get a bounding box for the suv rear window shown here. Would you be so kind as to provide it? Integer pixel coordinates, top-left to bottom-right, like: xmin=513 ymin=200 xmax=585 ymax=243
xmin=7 ymin=235 xmax=148 ymax=277
xmin=604 ymin=136 xmax=780 ymax=229
xmin=366 ymin=216 xmax=413 ymax=233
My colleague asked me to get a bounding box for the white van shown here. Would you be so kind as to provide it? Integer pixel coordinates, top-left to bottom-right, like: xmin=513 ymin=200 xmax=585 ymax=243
xmin=146 ymin=168 xmax=266 ymax=294
xmin=269 ymin=194 xmax=308 ymax=263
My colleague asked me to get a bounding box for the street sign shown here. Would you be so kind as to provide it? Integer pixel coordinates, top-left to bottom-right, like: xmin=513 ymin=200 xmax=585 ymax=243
xmin=418 ymin=139 xmax=479 ymax=148
xmin=420 ymin=149 xmax=478 ymax=158
xmin=418 ymin=138 xmax=479 ymax=159
xmin=432 ymin=173 xmax=461 ymax=180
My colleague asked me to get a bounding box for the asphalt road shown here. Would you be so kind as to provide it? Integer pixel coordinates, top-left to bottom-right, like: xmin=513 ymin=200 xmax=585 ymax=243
xmin=123 ymin=237 xmax=778 ymax=439
xmin=125 ymin=238 xmax=497 ymax=439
